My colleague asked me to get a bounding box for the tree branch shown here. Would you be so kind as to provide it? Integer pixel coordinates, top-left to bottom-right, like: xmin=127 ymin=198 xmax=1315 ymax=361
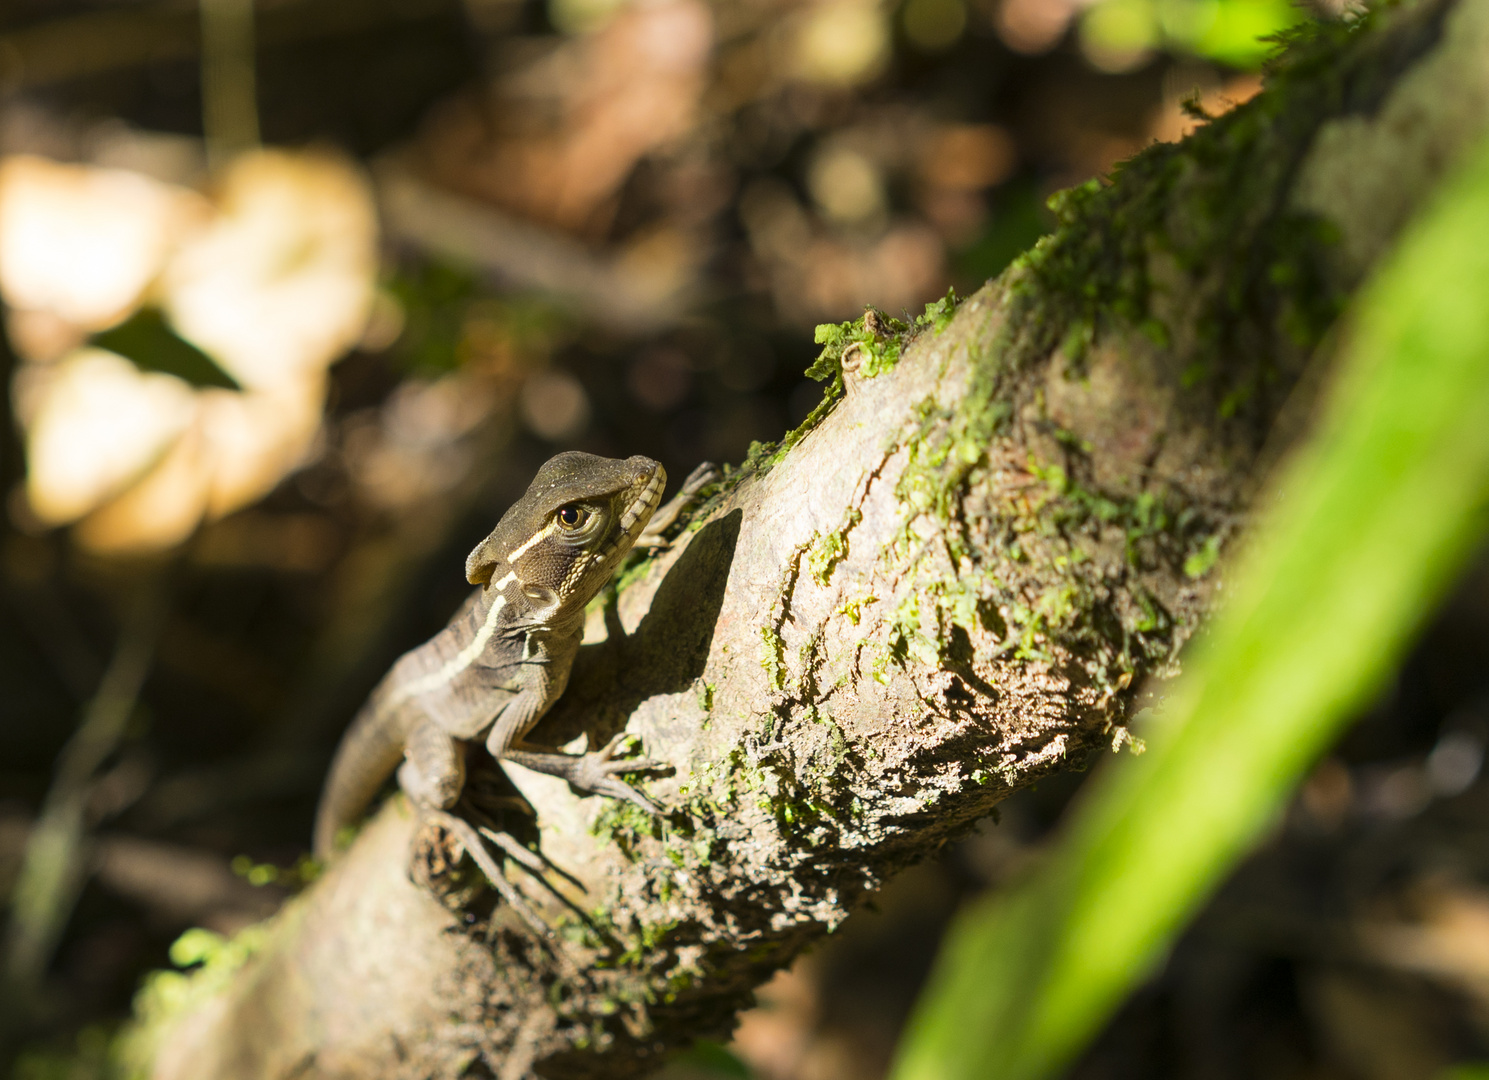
xmin=133 ymin=0 xmax=1489 ymax=1074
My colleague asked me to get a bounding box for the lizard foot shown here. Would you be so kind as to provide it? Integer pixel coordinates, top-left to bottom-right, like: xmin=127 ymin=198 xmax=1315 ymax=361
xmin=677 ymin=460 xmax=722 ymax=495
xmin=420 ymin=807 xmax=575 ymax=969
xmin=573 ymin=733 xmax=667 ymax=813
xmin=503 ymin=734 xmax=669 ymax=812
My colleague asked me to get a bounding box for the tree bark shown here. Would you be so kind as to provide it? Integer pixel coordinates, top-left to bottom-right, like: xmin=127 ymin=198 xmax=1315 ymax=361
xmin=133 ymin=0 xmax=1489 ymax=1074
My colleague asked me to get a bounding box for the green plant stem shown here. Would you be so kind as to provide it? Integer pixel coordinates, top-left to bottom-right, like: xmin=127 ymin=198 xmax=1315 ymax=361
xmin=200 ymin=0 xmax=260 ymax=166
xmin=1 ymin=577 xmax=168 ymax=1048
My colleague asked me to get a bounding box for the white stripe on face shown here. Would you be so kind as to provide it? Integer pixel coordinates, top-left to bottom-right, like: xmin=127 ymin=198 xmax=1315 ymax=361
xmin=507 ymin=522 xmax=557 ymax=563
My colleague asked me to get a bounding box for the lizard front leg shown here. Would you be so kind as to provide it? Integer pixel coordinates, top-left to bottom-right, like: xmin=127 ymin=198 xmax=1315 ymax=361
xmin=486 ymin=696 xmax=665 ymax=812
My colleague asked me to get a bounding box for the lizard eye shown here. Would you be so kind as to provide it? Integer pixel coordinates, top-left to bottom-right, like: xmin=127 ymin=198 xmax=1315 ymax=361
xmin=556 ymin=505 xmax=588 ymax=530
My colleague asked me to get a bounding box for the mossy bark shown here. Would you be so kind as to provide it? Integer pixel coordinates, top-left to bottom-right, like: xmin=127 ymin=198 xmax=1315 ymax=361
xmin=135 ymin=0 xmax=1489 ymax=1075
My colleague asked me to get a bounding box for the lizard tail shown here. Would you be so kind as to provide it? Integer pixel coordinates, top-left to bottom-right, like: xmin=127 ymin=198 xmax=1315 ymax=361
xmin=313 ymin=703 xmax=408 ymax=860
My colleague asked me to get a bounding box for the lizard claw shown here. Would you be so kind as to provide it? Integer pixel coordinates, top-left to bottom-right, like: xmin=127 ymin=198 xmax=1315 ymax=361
xmin=677 ymin=461 xmax=721 ymax=496
xmin=589 ymin=775 xmax=660 ymax=813
xmin=576 ymin=733 xmax=667 ymax=813
xmin=597 ymin=733 xmax=669 ymax=774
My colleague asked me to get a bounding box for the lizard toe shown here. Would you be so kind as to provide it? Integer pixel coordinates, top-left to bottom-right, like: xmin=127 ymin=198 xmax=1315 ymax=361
xmin=592 ymin=777 xmax=659 ymax=813
xmin=679 ymin=461 xmax=721 ymax=495
xmin=594 ymin=732 xmax=635 ymax=761
xmin=421 ymin=809 xmax=565 ymax=950
xmin=599 ymin=755 xmax=667 ymax=775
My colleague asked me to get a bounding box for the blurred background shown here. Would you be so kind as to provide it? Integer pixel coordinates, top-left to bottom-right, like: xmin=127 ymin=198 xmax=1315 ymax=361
xmin=4 ymin=0 xmax=1487 ymax=1077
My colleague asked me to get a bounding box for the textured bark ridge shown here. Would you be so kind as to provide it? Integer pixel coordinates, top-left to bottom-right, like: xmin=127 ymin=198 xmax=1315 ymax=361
xmin=139 ymin=0 xmax=1489 ymax=1075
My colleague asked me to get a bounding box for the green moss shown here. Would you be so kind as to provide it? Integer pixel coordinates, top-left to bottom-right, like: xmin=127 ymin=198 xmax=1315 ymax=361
xmin=885 ymin=573 xmax=1013 ymax=670
xmin=672 ymin=736 xmax=858 ymax=852
xmin=982 ymin=11 xmax=1379 ymax=405
xmin=230 ymin=852 xmax=321 ymax=890
xmin=677 ymin=294 xmax=966 ymax=536
xmin=759 ymin=626 xmax=787 ymax=691
xmin=836 ymin=595 xmax=877 ymax=625
xmin=807 ymin=509 xmax=862 ymax=587
xmin=116 ymin=924 xmax=271 ymax=1078
xmin=810 ymin=289 xmax=963 ymax=384
xmin=1183 ymin=533 xmax=1224 ymax=578
xmin=868 ymin=11 xmax=1406 ymax=698
xmin=1027 ymin=458 xmax=1195 ymax=570
xmin=611 ymin=554 xmax=658 ymax=598
xmin=683 ymin=338 xmax=853 ymax=524
xmin=614 ymin=916 xmax=682 ymax=966
xmin=676 ymin=746 xmax=770 ymax=822
xmin=591 ymin=799 xmax=665 ymax=859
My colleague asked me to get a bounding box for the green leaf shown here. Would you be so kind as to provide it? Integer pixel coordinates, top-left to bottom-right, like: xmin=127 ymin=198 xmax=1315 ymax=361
xmin=1079 ymin=0 xmax=1306 ymax=69
xmin=891 ymin=131 xmax=1489 ymax=1080
xmin=955 ymin=181 xmax=1052 ymax=284
xmin=1191 ymin=0 xmax=1306 ymax=66
xmin=91 ymin=308 xmax=240 ymax=391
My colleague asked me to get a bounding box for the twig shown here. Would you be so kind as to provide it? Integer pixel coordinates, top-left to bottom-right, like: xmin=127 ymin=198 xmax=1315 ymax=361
xmin=0 ymin=0 xmax=447 ymax=93
xmin=200 ymin=0 xmax=260 ymax=165
xmin=0 ymin=573 xmax=169 ymax=1049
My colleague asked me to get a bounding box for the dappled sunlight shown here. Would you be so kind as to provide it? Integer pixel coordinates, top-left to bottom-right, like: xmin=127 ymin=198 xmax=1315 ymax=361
xmin=18 ymin=348 xmax=197 ymax=527
xmin=162 ymin=150 xmax=377 ymax=391
xmin=0 ymin=156 xmax=204 ymax=335
xmin=1 ymin=148 xmax=377 ymax=553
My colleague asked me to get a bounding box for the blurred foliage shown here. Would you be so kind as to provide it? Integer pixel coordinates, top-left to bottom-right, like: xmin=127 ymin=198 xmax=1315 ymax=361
xmin=384 ymin=261 xmax=576 ymax=382
xmin=1080 ymin=0 xmax=1309 ymax=69
xmin=11 ymin=1025 xmax=111 ymax=1080
xmin=666 ymin=1040 xmax=757 ymax=1079
xmin=383 ymin=261 xmax=482 ymax=378
xmin=952 ymin=181 xmax=1053 ymax=283
xmin=892 ymin=131 xmax=1489 ymax=1080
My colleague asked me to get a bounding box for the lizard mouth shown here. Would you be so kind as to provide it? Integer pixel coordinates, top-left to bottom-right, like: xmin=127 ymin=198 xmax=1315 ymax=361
xmin=554 ymin=462 xmax=664 ymax=600
xmin=607 ymin=463 xmax=666 ymax=560
xmin=554 ymin=459 xmax=665 ymax=599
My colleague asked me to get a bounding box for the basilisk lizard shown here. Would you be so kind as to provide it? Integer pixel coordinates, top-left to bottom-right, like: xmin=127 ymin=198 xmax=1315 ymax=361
xmin=313 ymin=452 xmax=711 ymax=886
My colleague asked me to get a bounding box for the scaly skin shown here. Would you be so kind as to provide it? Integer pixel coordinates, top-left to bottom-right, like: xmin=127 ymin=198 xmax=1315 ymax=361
xmin=313 ymin=452 xmax=667 ymax=861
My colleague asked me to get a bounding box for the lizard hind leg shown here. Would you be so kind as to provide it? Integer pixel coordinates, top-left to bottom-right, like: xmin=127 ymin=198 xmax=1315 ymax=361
xmin=398 ymin=720 xmax=467 ymax=811
xmin=400 ymin=724 xmax=563 ymax=951
xmin=418 ymin=808 xmax=572 ymax=967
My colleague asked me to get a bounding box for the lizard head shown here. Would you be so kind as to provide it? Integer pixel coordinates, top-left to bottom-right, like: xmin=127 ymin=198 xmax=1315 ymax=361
xmin=463 ymin=452 xmax=666 ymax=623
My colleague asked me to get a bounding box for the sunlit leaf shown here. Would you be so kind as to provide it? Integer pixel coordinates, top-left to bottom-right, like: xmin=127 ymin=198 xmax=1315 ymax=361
xmin=1079 ymin=0 xmax=1305 ymax=70
xmin=1193 ymin=0 xmax=1305 ymax=65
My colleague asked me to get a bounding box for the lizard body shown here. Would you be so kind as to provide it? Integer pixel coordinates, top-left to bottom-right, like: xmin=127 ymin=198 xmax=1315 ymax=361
xmin=313 ymin=451 xmax=668 ymax=860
